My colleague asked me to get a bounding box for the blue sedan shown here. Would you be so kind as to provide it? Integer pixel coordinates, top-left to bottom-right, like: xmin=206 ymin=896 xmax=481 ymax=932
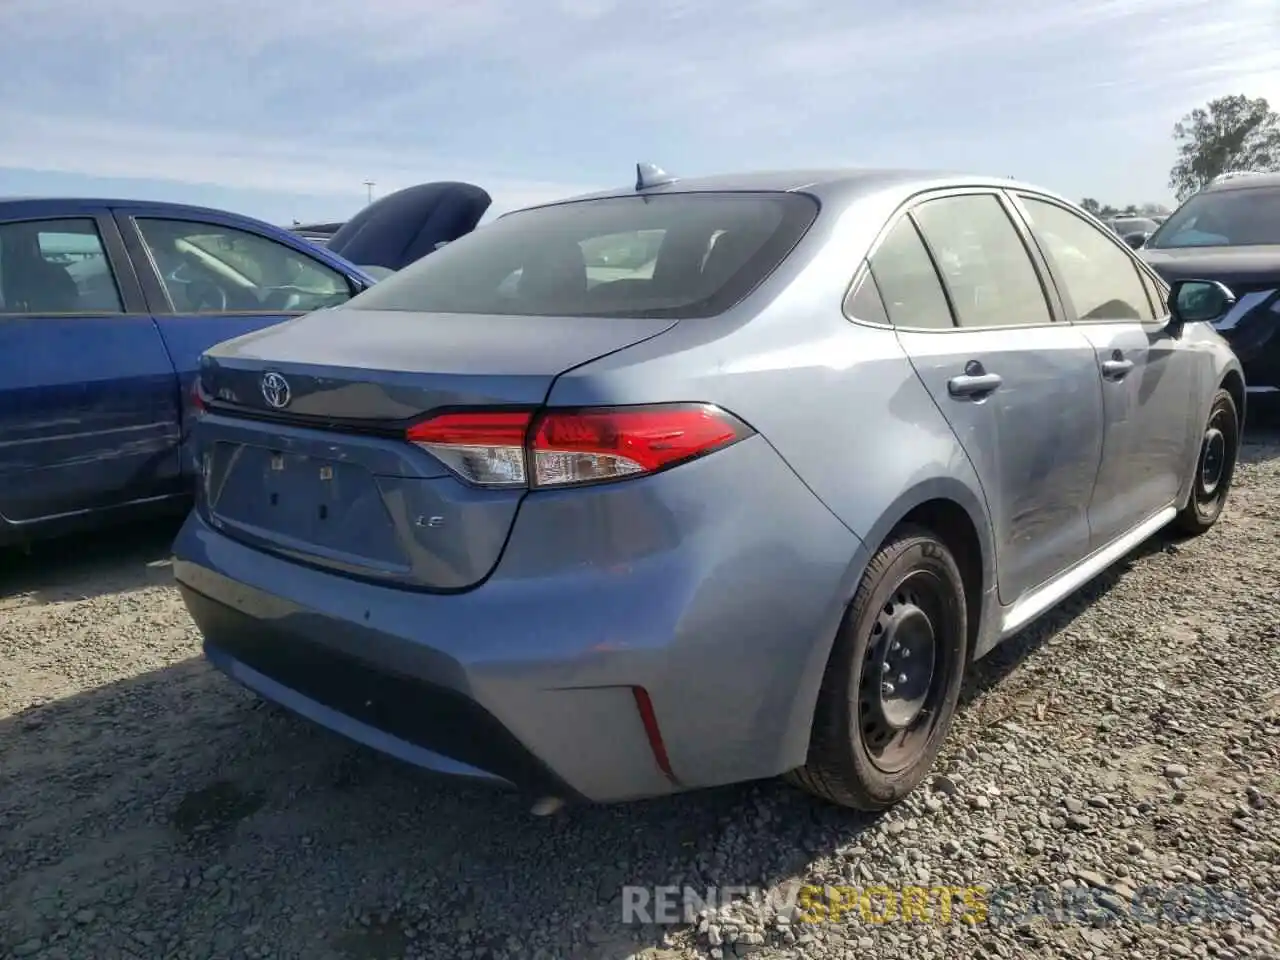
xmin=173 ymin=165 xmax=1243 ymax=810
xmin=0 ymin=183 xmax=491 ymax=546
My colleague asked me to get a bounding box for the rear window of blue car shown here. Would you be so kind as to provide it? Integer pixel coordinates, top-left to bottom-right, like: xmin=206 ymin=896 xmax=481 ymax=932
xmin=345 ymin=192 xmax=819 ymax=319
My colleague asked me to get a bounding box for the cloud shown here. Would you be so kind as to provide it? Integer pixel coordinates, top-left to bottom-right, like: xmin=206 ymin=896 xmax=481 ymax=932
xmin=0 ymin=113 xmax=603 ymax=215
xmin=0 ymin=0 xmax=1277 ymax=206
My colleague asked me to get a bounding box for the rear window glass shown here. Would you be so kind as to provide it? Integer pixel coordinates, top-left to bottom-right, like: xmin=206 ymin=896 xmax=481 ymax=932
xmin=345 ymin=192 xmax=819 ymax=319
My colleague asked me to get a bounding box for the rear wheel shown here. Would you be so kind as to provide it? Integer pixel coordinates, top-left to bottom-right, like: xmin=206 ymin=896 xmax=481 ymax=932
xmin=788 ymin=525 xmax=968 ymax=811
xmin=1172 ymin=388 xmax=1239 ymax=536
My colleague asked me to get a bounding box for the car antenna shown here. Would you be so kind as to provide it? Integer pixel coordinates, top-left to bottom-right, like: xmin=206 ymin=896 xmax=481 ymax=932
xmin=635 ymin=162 xmax=678 ymax=191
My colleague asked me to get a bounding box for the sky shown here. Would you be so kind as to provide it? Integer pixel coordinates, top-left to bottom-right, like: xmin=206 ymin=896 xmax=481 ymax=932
xmin=0 ymin=0 xmax=1277 ymax=226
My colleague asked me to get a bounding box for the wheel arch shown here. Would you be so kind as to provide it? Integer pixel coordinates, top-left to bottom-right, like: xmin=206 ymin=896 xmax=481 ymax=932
xmin=897 ymin=498 xmax=985 ymax=660
xmin=783 ymin=475 xmax=997 ymax=771
xmin=852 ymin=476 xmax=995 ymax=663
xmin=1220 ymin=367 xmax=1246 ymax=430
xmin=1177 ymin=360 xmax=1247 ymax=512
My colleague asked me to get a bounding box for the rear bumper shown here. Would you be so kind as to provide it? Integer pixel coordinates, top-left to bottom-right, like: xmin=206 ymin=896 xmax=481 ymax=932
xmin=173 ymin=435 xmax=866 ymax=803
xmin=184 ymin=584 xmax=583 ymax=799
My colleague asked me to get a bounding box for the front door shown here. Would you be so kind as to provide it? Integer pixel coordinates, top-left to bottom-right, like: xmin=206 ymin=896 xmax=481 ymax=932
xmin=1013 ymin=194 xmax=1199 ymax=549
xmin=868 ymin=191 xmax=1105 ymax=605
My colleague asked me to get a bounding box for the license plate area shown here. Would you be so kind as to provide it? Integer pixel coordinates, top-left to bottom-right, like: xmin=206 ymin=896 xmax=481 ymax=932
xmin=262 ymin=451 xmax=344 ymax=531
xmin=208 ymin=442 xmax=406 ymax=568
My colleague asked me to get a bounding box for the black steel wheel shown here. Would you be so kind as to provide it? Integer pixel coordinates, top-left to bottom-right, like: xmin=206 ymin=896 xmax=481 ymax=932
xmin=789 ymin=524 xmax=968 ymax=811
xmin=1172 ymin=388 xmax=1239 ymax=536
xmin=857 ymin=570 xmax=952 ymax=774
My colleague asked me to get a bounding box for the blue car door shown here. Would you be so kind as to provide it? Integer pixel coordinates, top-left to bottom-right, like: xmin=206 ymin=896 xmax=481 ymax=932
xmin=0 ymin=207 xmax=182 ymax=531
xmin=111 ymin=208 xmax=368 ymax=474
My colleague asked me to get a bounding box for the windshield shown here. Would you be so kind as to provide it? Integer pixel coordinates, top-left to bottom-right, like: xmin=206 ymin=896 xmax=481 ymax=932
xmin=1147 ymin=187 xmax=1280 ymax=249
xmin=343 ymin=192 xmax=819 ymax=319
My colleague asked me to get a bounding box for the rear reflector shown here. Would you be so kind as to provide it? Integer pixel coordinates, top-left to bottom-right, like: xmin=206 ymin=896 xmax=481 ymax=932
xmin=405 ymin=403 xmax=753 ymax=489
xmin=632 ymin=686 xmax=677 ymax=782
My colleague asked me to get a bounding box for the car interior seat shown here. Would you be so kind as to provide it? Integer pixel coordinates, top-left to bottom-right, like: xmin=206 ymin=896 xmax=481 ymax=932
xmin=698 ymin=230 xmax=764 ymax=289
xmin=9 ymin=255 xmax=82 ymax=313
xmin=517 ymin=241 xmax=587 ymax=309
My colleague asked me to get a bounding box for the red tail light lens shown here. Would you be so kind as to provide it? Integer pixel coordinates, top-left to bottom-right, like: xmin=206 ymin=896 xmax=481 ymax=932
xmin=530 ymin=405 xmax=750 ymax=487
xmin=190 ymin=378 xmax=206 ymax=414
xmin=405 ymin=404 xmax=753 ymax=489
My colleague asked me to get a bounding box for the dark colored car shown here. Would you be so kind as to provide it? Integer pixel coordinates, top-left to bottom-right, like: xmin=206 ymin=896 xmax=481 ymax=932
xmin=325 ymin=182 xmax=492 ymax=273
xmin=1107 ymin=216 xmax=1159 ymax=236
xmin=0 ymin=182 xmax=493 ymax=547
xmin=1141 ymin=172 xmax=1280 ymax=391
xmin=1106 ymin=217 xmax=1160 ymax=250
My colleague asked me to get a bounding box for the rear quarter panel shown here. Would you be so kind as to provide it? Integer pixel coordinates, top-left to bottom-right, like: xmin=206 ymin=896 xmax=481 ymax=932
xmin=548 ymin=313 xmax=994 ymax=604
xmin=545 ymin=191 xmax=998 ymax=754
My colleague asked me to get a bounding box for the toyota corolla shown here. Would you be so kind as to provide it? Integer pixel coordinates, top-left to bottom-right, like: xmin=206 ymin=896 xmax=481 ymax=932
xmin=173 ymin=165 xmax=1244 ymax=811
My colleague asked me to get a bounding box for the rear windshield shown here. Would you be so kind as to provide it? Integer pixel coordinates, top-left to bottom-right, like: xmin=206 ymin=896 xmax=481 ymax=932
xmin=343 ymin=192 xmax=819 ymax=319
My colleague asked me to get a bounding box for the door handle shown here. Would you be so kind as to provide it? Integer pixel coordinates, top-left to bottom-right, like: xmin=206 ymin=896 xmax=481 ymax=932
xmin=1101 ymin=359 xmax=1134 ymax=380
xmin=947 ymin=372 xmax=1003 ymax=398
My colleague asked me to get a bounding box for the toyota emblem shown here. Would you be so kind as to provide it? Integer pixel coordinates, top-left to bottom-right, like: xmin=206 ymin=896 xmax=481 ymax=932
xmin=261 ymin=371 xmax=291 ymax=409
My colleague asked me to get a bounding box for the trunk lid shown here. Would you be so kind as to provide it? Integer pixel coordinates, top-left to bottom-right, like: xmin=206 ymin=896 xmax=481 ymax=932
xmin=200 ymin=308 xmax=676 ymax=419
xmin=325 ymin=181 xmax=491 ymax=272
xmin=196 ymin=308 xmax=678 ymax=589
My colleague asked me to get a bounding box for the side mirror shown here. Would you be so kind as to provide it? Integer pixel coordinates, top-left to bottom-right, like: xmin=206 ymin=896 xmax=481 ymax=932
xmin=1123 ymin=231 xmax=1150 ymax=250
xmin=1166 ymin=278 xmax=1236 ymax=336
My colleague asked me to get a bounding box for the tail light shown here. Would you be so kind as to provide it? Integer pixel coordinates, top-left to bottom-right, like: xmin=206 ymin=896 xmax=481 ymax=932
xmin=405 ymin=404 xmax=754 ymax=489
xmin=190 ymin=378 xmax=206 ymax=415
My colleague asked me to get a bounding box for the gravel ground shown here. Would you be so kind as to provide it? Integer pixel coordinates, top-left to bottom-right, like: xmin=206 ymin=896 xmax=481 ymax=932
xmin=2 ymin=418 xmax=1279 ymax=960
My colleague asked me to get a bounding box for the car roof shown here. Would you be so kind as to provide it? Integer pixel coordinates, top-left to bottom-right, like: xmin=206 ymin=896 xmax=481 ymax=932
xmin=518 ymin=167 xmax=1074 ymax=212
xmin=0 ymin=196 xmax=272 ymax=221
xmin=1202 ymin=172 xmax=1280 ymax=192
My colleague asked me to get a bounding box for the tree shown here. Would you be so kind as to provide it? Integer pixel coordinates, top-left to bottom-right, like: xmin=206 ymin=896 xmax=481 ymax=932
xmin=1080 ymin=198 xmax=1103 ymax=215
xmin=1169 ymin=94 xmax=1280 ymax=200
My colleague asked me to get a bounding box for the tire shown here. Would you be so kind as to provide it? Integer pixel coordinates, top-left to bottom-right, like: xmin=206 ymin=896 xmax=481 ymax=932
xmin=1171 ymin=388 xmax=1239 ymax=537
xmin=787 ymin=524 xmax=968 ymax=811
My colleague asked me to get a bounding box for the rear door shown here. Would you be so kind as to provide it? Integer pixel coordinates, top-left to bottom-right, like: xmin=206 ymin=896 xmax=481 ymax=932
xmin=112 ymin=209 xmax=364 ymax=473
xmin=0 ymin=211 xmax=181 ymax=526
xmin=874 ymin=189 xmax=1105 ymax=605
xmin=1012 ymin=194 xmax=1199 ymax=549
